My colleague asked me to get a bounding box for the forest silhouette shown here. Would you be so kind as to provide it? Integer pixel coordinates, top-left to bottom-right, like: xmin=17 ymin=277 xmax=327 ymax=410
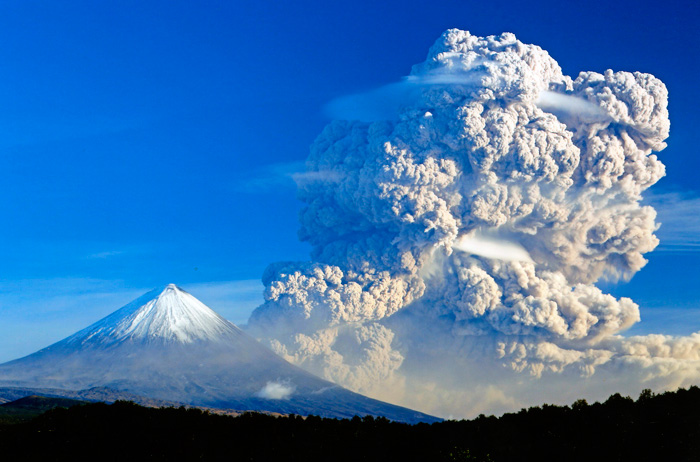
xmin=1 ymin=386 xmax=699 ymax=461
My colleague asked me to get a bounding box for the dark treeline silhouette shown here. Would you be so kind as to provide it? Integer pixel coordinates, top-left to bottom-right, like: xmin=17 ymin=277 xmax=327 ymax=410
xmin=0 ymin=395 xmax=87 ymax=424
xmin=1 ymin=386 xmax=700 ymax=461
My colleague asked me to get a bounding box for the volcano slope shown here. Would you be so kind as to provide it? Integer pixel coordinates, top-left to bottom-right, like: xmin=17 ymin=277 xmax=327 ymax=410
xmin=0 ymin=285 xmax=439 ymax=423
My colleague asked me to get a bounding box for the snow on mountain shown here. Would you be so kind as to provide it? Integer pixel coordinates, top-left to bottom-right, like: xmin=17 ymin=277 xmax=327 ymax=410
xmin=65 ymin=284 xmax=241 ymax=345
xmin=0 ymin=285 xmax=439 ymax=423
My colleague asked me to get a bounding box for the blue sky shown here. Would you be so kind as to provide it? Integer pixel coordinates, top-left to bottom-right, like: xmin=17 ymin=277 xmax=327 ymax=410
xmin=0 ymin=0 xmax=698 ymax=362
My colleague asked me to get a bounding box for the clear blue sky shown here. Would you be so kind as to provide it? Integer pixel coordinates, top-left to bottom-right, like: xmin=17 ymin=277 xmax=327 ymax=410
xmin=0 ymin=0 xmax=698 ymax=362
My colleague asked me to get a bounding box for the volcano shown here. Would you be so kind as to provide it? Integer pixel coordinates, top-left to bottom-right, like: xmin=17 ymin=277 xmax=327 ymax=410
xmin=0 ymin=284 xmax=438 ymax=423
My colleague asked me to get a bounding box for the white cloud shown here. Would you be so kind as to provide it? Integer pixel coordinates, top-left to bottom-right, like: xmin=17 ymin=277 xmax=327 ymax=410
xmin=85 ymin=250 xmax=125 ymax=259
xmin=645 ymin=190 xmax=700 ymax=251
xmin=233 ymin=161 xmax=341 ymax=194
xmin=255 ymin=381 xmax=295 ymax=400
xmin=452 ymin=230 xmax=533 ymax=263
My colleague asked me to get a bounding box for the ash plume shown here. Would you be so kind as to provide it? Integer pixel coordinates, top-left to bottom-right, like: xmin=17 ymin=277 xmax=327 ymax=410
xmin=247 ymin=30 xmax=699 ymax=418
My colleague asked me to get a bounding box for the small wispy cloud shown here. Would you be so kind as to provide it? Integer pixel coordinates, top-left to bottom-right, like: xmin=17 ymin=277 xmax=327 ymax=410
xmin=82 ymin=243 xmax=158 ymax=261
xmin=235 ymin=161 xmax=305 ymax=193
xmin=291 ymin=169 xmax=342 ymax=186
xmin=233 ymin=161 xmax=341 ymax=193
xmin=85 ymin=250 xmax=125 ymax=259
xmin=535 ymin=91 xmax=610 ymax=123
xmin=255 ymin=380 xmax=295 ymax=400
xmin=182 ymin=280 xmax=264 ymax=327
xmin=0 ymin=114 xmax=145 ymax=150
xmin=646 ymin=190 xmax=700 ymax=251
xmin=0 ymin=278 xmax=148 ymax=363
xmin=453 ymin=229 xmax=533 ymax=263
xmin=324 ymin=54 xmax=491 ymax=122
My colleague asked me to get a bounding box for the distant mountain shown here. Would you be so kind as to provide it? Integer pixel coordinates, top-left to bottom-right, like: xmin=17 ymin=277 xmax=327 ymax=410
xmin=0 ymin=284 xmax=438 ymax=423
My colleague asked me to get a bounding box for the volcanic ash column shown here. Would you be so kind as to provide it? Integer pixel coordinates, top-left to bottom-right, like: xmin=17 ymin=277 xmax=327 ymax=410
xmin=247 ymin=30 xmax=700 ymax=417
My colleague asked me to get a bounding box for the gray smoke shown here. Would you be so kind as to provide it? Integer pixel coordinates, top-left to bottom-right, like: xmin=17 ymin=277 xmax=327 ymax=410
xmin=247 ymin=30 xmax=699 ymax=418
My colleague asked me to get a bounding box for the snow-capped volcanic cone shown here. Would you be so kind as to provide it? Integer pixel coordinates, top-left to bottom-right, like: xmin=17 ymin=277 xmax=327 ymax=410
xmin=0 ymin=285 xmax=438 ymax=423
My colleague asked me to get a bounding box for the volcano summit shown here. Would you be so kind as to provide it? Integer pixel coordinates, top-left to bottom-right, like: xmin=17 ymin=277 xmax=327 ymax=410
xmin=0 ymin=285 xmax=438 ymax=423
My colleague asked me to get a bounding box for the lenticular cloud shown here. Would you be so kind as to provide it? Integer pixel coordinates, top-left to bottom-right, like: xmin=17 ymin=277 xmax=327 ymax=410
xmin=247 ymin=30 xmax=700 ymax=418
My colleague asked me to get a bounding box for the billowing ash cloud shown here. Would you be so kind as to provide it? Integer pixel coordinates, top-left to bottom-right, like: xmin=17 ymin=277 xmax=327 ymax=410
xmin=247 ymin=30 xmax=699 ymax=418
